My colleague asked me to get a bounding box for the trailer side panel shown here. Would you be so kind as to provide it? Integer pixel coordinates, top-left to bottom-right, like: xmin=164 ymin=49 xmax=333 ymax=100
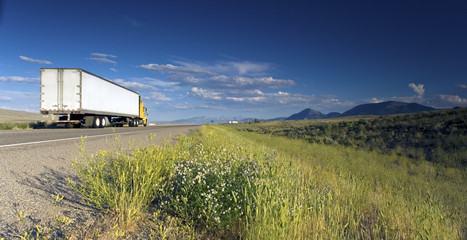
xmin=81 ymin=71 xmax=139 ymax=117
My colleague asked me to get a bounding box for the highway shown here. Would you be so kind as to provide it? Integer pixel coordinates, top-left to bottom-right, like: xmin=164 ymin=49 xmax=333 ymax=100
xmin=0 ymin=125 xmax=195 ymax=148
xmin=0 ymin=125 xmax=199 ymax=237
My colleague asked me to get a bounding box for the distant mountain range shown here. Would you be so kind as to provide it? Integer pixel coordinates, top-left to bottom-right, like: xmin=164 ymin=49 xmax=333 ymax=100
xmin=0 ymin=101 xmax=437 ymax=124
xmin=166 ymin=101 xmax=437 ymax=124
xmin=340 ymin=101 xmax=435 ymax=117
xmin=285 ymin=101 xmax=435 ymax=121
xmin=285 ymin=109 xmax=340 ymax=120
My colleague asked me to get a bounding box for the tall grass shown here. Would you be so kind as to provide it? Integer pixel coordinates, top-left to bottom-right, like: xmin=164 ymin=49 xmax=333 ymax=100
xmin=71 ymin=137 xmax=184 ymax=227
xmin=230 ymin=126 xmax=466 ymax=239
xmin=70 ymin=125 xmax=466 ymax=239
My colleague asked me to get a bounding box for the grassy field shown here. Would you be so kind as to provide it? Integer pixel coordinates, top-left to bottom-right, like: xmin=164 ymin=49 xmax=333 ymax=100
xmin=17 ymin=122 xmax=465 ymax=239
xmin=234 ymin=107 xmax=467 ymax=168
xmin=0 ymin=108 xmax=48 ymax=130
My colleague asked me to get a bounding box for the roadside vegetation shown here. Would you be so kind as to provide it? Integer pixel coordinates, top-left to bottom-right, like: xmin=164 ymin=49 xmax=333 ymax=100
xmin=234 ymin=107 xmax=467 ymax=168
xmin=13 ymin=121 xmax=465 ymax=239
xmin=0 ymin=122 xmax=31 ymax=130
xmin=0 ymin=121 xmax=54 ymax=130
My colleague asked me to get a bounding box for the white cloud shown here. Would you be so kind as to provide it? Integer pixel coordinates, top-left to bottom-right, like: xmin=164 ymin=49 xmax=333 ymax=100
xmin=191 ymin=87 xmax=223 ymax=100
xmin=131 ymin=77 xmax=178 ymax=88
xmin=19 ymin=56 xmax=52 ymax=64
xmin=113 ymin=79 xmax=157 ymax=90
xmin=408 ymin=83 xmax=425 ymax=98
xmin=89 ymin=53 xmax=117 ymax=65
xmin=174 ymin=60 xmax=271 ymax=75
xmin=188 ymin=87 xmax=353 ymax=111
xmin=148 ymin=91 xmax=172 ymax=101
xmin=366 ymin=97 xmax=384 ymax=103
xmin=110 ymin=68 xmax=117 ymax=72
xmin=0 ymin=96 xmax=12 ymax=101
xmin=140 ymin=63 xmax=213 ymax=76
xmin=89 ymin=57 xmax=117 ymax=65
xmin=0 ymin=90 xmax=39 ymax=111
xmin=428 ymin=94 xmax=467 ymax=107
xmin=0 ymin=76 xmax=39 ymax=83
xmin=173 ymin=103 xmax=192 ymax=110
xmin=91 ymin=53 xmax=117 ymax=58
xmin=457 ymin=84 xmax=467 ymax=90
xmin=140 ymin=62 xmax=294 ymax=89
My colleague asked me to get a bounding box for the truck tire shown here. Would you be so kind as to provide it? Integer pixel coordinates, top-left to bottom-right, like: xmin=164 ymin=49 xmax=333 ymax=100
xmin=100 ymin=117 xmax=106 ymax=128
xmin=92 ymin=116 xmax=101 ymax=128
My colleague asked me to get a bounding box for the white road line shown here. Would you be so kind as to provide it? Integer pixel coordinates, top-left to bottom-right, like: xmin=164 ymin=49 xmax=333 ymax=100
xmin=0 ymin=130 xmax=149 ymax=148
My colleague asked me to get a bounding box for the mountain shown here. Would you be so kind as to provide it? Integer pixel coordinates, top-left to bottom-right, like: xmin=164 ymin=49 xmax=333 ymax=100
xmin=166 ymin=101 xmax=435 ymax=124
xmin=341 ymin=101 xmax=435 ymax=117
xmin=286 ymin=108 xmax=324 ymax=120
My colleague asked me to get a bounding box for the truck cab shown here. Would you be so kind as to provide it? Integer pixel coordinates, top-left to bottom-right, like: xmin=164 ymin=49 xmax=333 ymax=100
xmin=139 ymin=96 xmax=148 ymax=126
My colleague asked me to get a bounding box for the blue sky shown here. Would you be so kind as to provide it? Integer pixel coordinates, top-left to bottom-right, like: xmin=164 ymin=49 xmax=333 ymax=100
xmin=1 ymin=0 xmax=466 ymax=121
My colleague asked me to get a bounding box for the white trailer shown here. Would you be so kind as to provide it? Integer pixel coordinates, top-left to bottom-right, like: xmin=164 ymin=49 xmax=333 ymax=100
xmin=40 ymin=68 xmax=148 ymax=128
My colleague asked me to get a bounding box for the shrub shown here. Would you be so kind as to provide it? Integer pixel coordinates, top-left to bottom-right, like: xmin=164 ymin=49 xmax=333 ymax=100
xmin=161 ymin=144 xmax=259 ymax=230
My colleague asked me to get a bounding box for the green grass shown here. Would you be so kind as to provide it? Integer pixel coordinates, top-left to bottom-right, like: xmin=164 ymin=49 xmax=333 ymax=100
xmin=235 ymin=107 xmax=467 ymax=168
xmin=61 ymin=125 xmax=466 ymax=239
xmin=0 ymin=122 xmax=31 ymax=130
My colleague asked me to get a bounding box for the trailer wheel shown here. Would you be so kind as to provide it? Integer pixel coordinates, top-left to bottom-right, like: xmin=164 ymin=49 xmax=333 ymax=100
xmin=92 ymin=116 xmax=101 ymax=128
xmin=100 ymin=117 xmax=106 ymax=128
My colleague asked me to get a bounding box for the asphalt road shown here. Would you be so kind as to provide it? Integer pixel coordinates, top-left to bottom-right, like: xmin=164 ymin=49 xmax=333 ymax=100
xmin=0 ymin=125 xmax=196 ymax=148
xmin=0 ymin=125 xmax=200 ymax=238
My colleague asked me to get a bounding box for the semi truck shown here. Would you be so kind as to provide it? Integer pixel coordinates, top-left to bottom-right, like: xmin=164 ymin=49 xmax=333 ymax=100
xmin=40 ymin=68 xmax=148 ymax=128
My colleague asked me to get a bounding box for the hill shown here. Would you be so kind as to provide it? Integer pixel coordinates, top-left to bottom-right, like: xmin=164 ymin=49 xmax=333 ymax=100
xmin=286 ymin=108 xmax=324 ymax=120
xmin=341 ymin=101 xmax=434 ymax=116
xmin=0 ymin=108 xmax=45 ymax=122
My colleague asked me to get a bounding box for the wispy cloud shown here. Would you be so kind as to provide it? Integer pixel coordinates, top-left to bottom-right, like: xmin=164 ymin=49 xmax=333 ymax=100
xmin=0 ymin=90 xmax=39 ymax=112
xmin=189 ymin=87 xmax=353 ymax=110
xmin=174 ymin=60 xmax=271 ymax=75
xmin=0 ymin=96 xmax=13 ymax=101
xmin=139 ymin=62 xmax=294 ymax=89
xmin=139 ymin=59 xmax=358 ymax=113
xmin=131 ymin=77 xmax=178 ymax=88
xmin=113 ymin=79 xmax=157 ymax=90
xmin=148 ymin=91 xmax=172 ymax=101
xmin=457 ymin=84 xmax=467 ymax=90
xmin=91 ymin=53 xmax=117 ymax=58
xmin=19 ymin=56 xmax=52 ymax=64
xmin=0 ymin=76 xmax=39 ymax=83
xmin=89 ymin=57 xmax=117 ymax=65
xmin=191 ymin=87 xmax=223 ymax=100
xmin=88 ymin=52 xmax=117 ymax=65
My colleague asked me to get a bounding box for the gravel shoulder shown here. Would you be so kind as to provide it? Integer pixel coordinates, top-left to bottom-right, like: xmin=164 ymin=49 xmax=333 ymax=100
xmin=0 ymin=125 xmax=199 ymax=238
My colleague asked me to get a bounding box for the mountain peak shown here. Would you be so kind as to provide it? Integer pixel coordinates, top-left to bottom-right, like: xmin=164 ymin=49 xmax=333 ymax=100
xmin=286 ymin=108 xmax=324 ymax=120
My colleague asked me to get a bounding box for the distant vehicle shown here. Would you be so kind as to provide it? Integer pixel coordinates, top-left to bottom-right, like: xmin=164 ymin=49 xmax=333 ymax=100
xmin=40 ymin=68 xmax=148 ymax=128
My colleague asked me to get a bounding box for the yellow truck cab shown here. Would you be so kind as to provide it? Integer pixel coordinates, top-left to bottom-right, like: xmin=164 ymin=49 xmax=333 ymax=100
xmin=139 ymin=96 xmax=148 ymax=127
